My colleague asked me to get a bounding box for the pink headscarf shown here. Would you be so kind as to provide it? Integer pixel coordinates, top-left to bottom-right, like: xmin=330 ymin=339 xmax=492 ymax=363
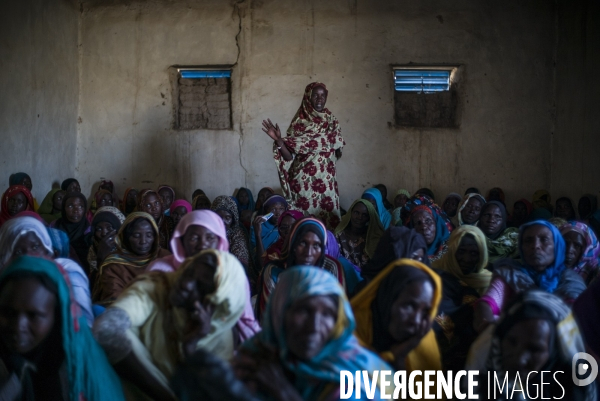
xmin=170 ymin=199 xmax=193 ymax=214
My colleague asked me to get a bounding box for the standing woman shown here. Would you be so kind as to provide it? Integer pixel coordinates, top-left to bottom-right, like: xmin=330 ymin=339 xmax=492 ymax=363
xmin=262 ymin=82 xmax=345 ymax=229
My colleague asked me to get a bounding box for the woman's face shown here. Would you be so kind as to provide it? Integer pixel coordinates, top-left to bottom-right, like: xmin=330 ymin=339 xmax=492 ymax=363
xmin=21 ymin=177 xmax=32 ymax=192
xmin=350 ymin=203 xmax=370 ymax=230
xmin=293 ymin=231 xmax=323 ymax=266
xmin=98 ymin=193 xmax=113 ymax=208
xmin=410 ymin=248 xmax=425 ymax=263
xmin=521 ymin=225 xmax=555 ymax=272
xmin=94 ymin=222 xmax=114 ymax=241
xmin=181 ymin=225 xmax=219 ymax=258
xmin=52 ymin=191 xmax=65 ymax=212
xmin=142 ymin=194 xmax=163 ymax=221
xmin=284 ymin=295 xmax=337 ymax=360
xmin=388 ymin=280 xmax=434 ymax=343
xmin=66 ymin=181 xmax=81 ymax=193
xmin=159 ymin=189 xmax=174 ymax=211
xmin=127 ymin=219 xmax=155 ymax=256
xmin=278 ymin=215 xmax=296 ymax=242
xmin=513 ymin=202 xmax=528 ymax=222
xmin=310 ymin=87 xmax=328 ymax=112
xmin=126 ymin=190 xmax=138 ymax=207
xmin=265 ymin=202 xmax=286 ymax=223
xmin=12 ymin=232 xmax=51 ymax=259
xmin=7 ymin=193 xmax=27 ymax=216
xmin=171 ymin=206 xmax=188 ymax=226
xmin=238 ymin=190 xmax=249 ymax=206
xmin=461 ymin=198 xmax=483 ymax=224
xmin=455 ymin=235 xmax=480 ymax=274
xmin=479 ymin=205 xmax=504 ymax=237
xmin=443 ymin=197 xmax=460 ymax=218
xmin=411 ymin=210 xmax=436 ymax=245
xmin=171 ymin=258 xmax=217 ymax=309
xmin=0 ymin=278 xmax=56 ymax=354
xmin=394 ymin=194 xmax=408 ymax=209
xmin=256 ymin=189 xmax=272 ymax=208
xmin=216 ymin=209 xmax=233 ymax=229
xmin=564 ymin=231 xmax=585 ymax=268
xmin=64 ymin=197 xmax=84 ymax=223
xmin=195 ymin=197 xmax=211 ymax=210
xmin=501 ymin=319 xmax=552 ymax=377
xmin=555 ymin=199 xmax=574 ymax=220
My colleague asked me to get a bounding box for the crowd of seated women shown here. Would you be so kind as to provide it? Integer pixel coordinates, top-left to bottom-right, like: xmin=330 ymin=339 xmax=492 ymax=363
xmin=0 ymin=172 xmax=598 ymax=400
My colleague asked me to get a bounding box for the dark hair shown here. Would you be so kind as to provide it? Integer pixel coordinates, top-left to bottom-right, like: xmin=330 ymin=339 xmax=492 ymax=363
xmin=464 ymin=187 xmax=480 ymax=195
xmin=416 ymin=188 xmax=435 ymax=201
xmin=122 ymin=217 xmax=155 ymax=251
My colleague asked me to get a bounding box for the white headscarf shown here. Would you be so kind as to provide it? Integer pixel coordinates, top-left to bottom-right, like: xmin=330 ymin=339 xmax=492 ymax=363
xmin=0 ymin=216 xmax=54 ymax=269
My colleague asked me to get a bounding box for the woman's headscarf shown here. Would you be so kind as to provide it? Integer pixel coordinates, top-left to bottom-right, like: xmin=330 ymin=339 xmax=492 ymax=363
xmin=192 ymin=193 xmax=212 ymax=210
xmin=254 ymin=187 xmax=275 ymax=213
xmin=0 ymin=256 xmax=125 ymax=400
xmin=54 ymin=192 xmax=90 ymax=241
xmin=486 ymin=187 xmax=506 ymax=203
xmin=0 ymin=185 xmax=34 ymax=226
xmin=555 ymin=196 xmax=577 ymax=220
xmin=396 ymin=189 xmax=411 ymax=199
xmin=442 ymin=192 xmax=462 ymax=208
xmin=361 ymin=188 xmax=392 ymax=230
xmin=38 ymin=188 xmax=63 ymax=224
xmin=402 ymin=195 xmax=452 ymax=261
xmin=211 ymin=196 xmax=251 ymax=267
xmin=578 ymin=194 xmax=598 ymax=220
xmin=432 ymin=225 xmax=492 ymax=295
xmin=120 ymin=187 xmax=137 ymax=214
xmin=352 ymin=259 xmax=442 ymax=373
xmin=533 ymin=189 xmax=553 ymax=211
xmin=262 ymin=210 xmax=305 ymax=263
xmin=8 ymin=172 xmax=30 ymax=187
xmin=170 ymin=199 xmax=192 ymax=215
xmin=93 ymin=189 xmax=114 ymax=208
xmin=244 ymin=266 xmax=390 ymax=400
xmin=235 ymin=187 xmax=255 ymax=215
xmin=88 ymin=206 xmax=126 ymax=271
xmin=457 ymin=193 xmax=487 ymax=226
xmin=335 ymin=199 xmax=384 ymax=259
xmin=283 ymin=217 xmax=327 ymax=267
xmin=60 ymin=178 xmax=79 ymax=192
xmin=559 ymin=221 xmax=600 ymax=284
xmin=0 ymin=216 xmax=54 ymax=268
xmin=99 ymin=212 xmax=160 ymax=271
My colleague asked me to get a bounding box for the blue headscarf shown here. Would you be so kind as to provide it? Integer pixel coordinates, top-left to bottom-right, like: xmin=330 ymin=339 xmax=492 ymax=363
xmin=404 ymin=195 xmax=452 ymax=260
xmin=243 ymin=266 xmax=390 ymax=400
xmin=236 ymin=187 xmax=255 ymax=214
xmin=0 ymin=256 xmax=125 ymax=400
xmin=518 ymin=220 xmax=566 ymax=293
xmin=362 ymin=188 xmax=392 ymax=230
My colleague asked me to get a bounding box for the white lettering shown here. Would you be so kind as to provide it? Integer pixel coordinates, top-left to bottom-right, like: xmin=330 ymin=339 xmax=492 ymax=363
xmin=527 ymin=371 xmax=539 ymax=399
xmin=340 ymin=371 xmax=353 ymax=399
xmin=553 ymin=371 xmax=565 ymax=399
xmin=437 ymin=371 xmax=453 ymax=398
xmin=510 ymin=372 xmax=525 ymax=399
xmin=454 ymin=371 xmax=466 ymax=399
xmin=380 ymin=370 xmax=391 ymax=399
xmin=468 ymin=371 xmax=479 ymax=399
xmin=393 ymin=371 xmax=407 ymax=399
xmin=363 ymin=370 xmax=378 ymax=399
xmin=409 ymin=370 xmax=423 ymax=399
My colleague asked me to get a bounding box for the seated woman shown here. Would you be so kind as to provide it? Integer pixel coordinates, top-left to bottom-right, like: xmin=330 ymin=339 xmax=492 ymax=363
xmin=8 ymin=172 xmax=38 ymax=210
xmin=87 ymin=189 xmax=116 ymax=223
xmin=192 ymin=193 xmax=211 ymax=210
xmin=250 ymin=194 xmax=287 ymax=263
xmin=51 ymin=192 xmax=91 ymax=272
xmin=403 ymin=196 xmax=453 ymax=262
xmin=169 ymin=199 xmax=192 ymax=226
xmin=87 ymin=206 xmax=126 ymax=278
xmin=235 ymin=187 xmax=255 ymax=217
xmin=234 ymin=266 xmax=390 ymax=401
xmin=456 ymin=193 xmax=486 ymax=226
xmin=261 ymin=210 xmax=304 ymax=267
xmin=533 ymin=189 xmax=553 ymax=213
xmin=0 ymin=216 xmax=94 ymax=326
xmin=254 ymin=187 xmax=275 ymax=214
xmin=486 ymin=187 xmax=505 ymax=203
xmin=373 ymin=184 xmax=393 ymax=211
xmin=356 ymin=226 xmax=429 ymax=295
xmin=391 ymin=189 xmax=410 ymax=226
xmin=508 ymin=198 xmax=532 ymax=228
xmin=473 ymin=220 xmax=586 ymax=333
xmin=431 ymin=225 xmax=491 ymax=370
xmin=578 ymin=194 xmax=597 ymax=223
xmin=38 ymin=188 xmax=65 ymax=224
xmin=256 ymin=217 xmax=345 ymax=321
xmin=554 ymin=196 xmax=577 ymax=221
xmin=0 ymin=185 xmax=34 ymax=227
xmin=478 ymin=200 xmax=519 ymax=262
xmin=94 ymin=212 xmax=170 ymax=304
xmin=560 ymin=221 xmax=600 ymax=285
xmin=211 ymin=196 xmax=252 ymax=274
xmin=120 ymin=187 xmax=138 ymax=216
xmin=158 ymin=185 xmax=175 ymax=216
xmin=361 ymin=188 xmax=392 ymax=229
xmin=0 ymin=256 xmax=124 ymax=400
xmin=137 ymin=189 xmax=174 ymax=250
xmin=441 ymin=192 xmax=462 ymax=219
xmin=351 ymin=259 xmax=442 ymax=394
xmin=334 ymin=199 xmax=384 ymax=270
xmin=93 ymin=250 xmax=251 ymax=400
xmin=60 ymin=178 xmax=81 ymax=193
xmin=467 ymin=291 xmax=594 ymax=400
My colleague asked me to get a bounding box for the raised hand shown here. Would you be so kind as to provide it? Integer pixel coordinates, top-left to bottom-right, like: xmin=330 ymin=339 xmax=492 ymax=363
xmin=96 ymin=229 xmax=118 ymax=264
xmin=262 ymin=119 xmax=281 ymax=141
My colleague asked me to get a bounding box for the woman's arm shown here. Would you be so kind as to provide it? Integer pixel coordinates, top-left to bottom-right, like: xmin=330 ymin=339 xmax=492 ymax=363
xmin=262 ymin=119 xmax=293 ymax=161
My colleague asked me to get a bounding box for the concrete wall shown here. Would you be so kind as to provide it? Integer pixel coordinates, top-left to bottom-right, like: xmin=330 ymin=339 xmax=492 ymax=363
xmin=76 ymin=0 xmax=560 ymax=209
xmin=552 ymin=0 xmax=600 ymax=205
xmin=0 ymin=0 xmax=79 ymax=201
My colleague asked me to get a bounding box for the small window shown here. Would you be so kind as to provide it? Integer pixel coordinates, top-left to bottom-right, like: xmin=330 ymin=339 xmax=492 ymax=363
xmin=392 ymin=66 xmax=461 ymax=128
xmin=175 ymin=68 xmax=232 ymax=130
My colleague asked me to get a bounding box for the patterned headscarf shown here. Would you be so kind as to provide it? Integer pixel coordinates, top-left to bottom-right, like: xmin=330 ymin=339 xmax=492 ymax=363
xmin=457 ymin=193 xmax=487 ymax=226
xmin=210 ymin=196 xmax=251 ymax=267
xmin=335 ymin=199 xmax=384 ymax=258
xmin=0 ymin=185 xmax=34 ymax=226
xmin=243 ymin=266 xmax=390 ymax=400
xmin=560 ymin=221 xmax=600 ymax=284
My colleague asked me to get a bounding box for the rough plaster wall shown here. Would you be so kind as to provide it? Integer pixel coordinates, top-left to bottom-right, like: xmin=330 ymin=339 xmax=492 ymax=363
xmin=552 ymin=0 xmax=600 ymax=205
xmin=78 ymin=0 xmax=556 ymax=208
xmin=0 ymin=0 xmax=79 ymax=201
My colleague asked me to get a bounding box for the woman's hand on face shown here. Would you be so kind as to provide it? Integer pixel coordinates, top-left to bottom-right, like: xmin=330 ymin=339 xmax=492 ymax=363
xmin=183 ymin=301 xmax=214 ymax=357
xmin=262 ymin=119 xmax=281 ymax=141
xmin=390 ymin=318 xmax=431 ymax=369
xmin=96 ymin=229 xmax=117 ymax=262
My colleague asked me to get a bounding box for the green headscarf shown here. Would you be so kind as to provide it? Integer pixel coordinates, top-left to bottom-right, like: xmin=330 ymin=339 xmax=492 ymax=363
xmin=335 ymin=199 xmax=384 ymax=258
xmin=38 ymin=188 xmax=62 ymax=224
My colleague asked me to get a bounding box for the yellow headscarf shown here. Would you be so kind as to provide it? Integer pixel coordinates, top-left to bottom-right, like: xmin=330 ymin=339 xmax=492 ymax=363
xmin=432 ymin=225 xmax=492 ymax=295
xmin=334 ymin=199 xmax=384 ymax=258
xmin=351 ymin=258 xmax=442 ymax=372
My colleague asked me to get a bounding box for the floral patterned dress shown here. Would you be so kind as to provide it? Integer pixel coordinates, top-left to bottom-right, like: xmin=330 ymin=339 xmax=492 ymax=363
xmin=273 ymin=82 xmax=345 ymax=229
